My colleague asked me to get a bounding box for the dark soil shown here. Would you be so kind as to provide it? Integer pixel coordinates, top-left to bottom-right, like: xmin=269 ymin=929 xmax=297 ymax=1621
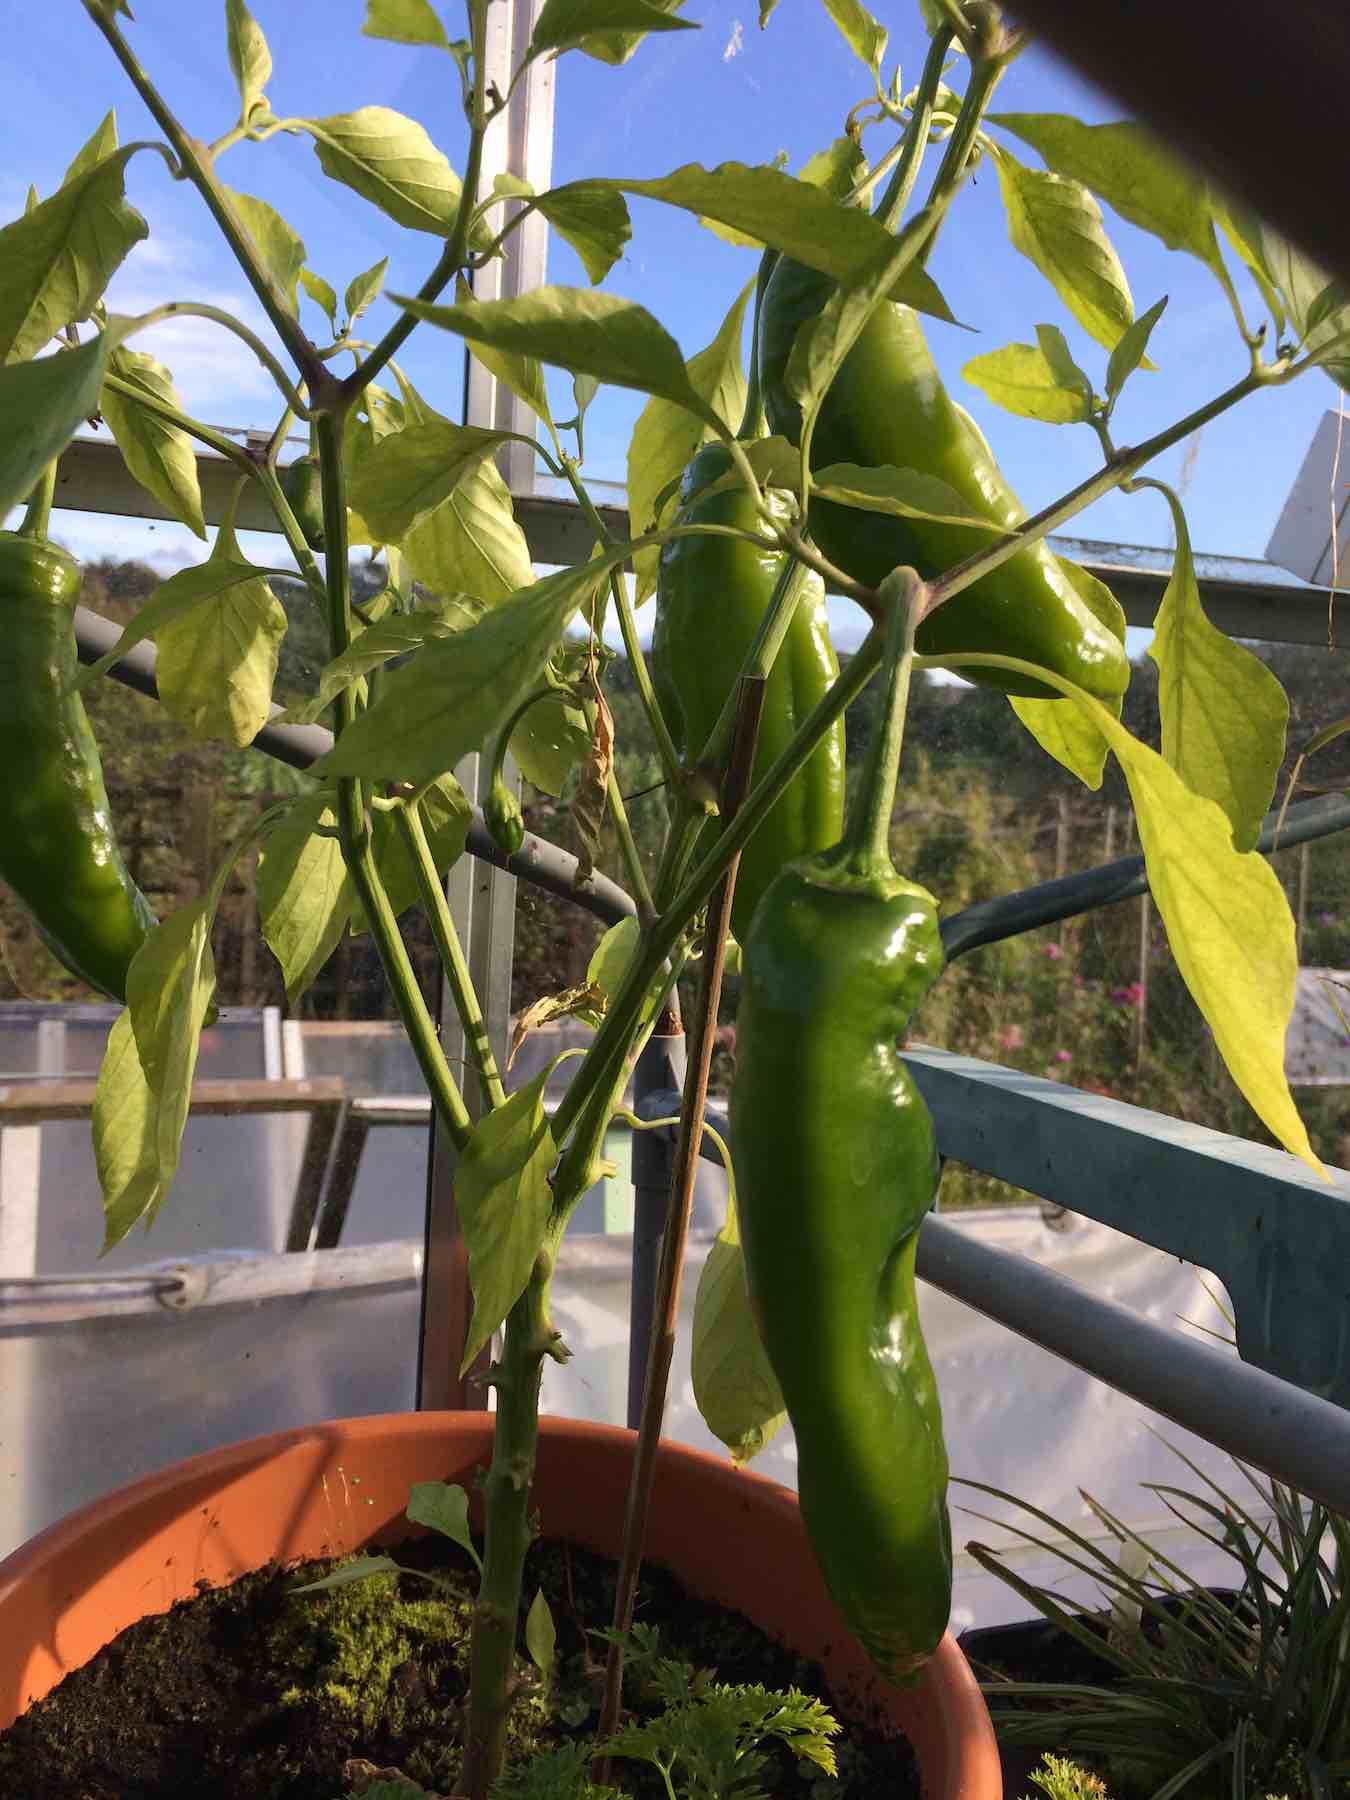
xmin=0 ymin=1530 xmax=921 ymax=1799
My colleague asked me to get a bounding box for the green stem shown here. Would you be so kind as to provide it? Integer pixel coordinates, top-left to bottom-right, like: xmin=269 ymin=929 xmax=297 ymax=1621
xmin=875 ymin=25 xmax=954 ymax=231
xmin=691 ymin=552 xmax=814 ymax=777
xmin=606 ymin=763 xmax=656 ymax=921
xmin=926 ymin=371 xmax=1266 ymax=616
xmin=345 ymin=0 xmax=490 ymax=402
xmin=736 ymin=250 xmax=778 ymax=440
xmin=913 ymin=27 xmax=1009 ymax=265
xmin=311 ymin=411 xmax=473 ymax=1151
xmin=20 ymin=460 xmax=58 ymax=541
xmin=461 ymin=1240 xmax=565 ymax=1799
xmin=394 ymin=800 xmax=506 ymax=1112
xmin=840 ymin=571 xmax=923 ymax=869
xmin=81 ymin=1 xmax=324 ymax=389
xmin=550 ymin=629 xmax=883 ymax=1152
xmin=557 ymin=455 xmax=682 ymax=787
xmin=100 ymin=372 xmax=256 ymax=469
xmin=127 ymin=302 xmax=310 ymax=415
xmin=252 ymin=461 xmax=329 ymax=611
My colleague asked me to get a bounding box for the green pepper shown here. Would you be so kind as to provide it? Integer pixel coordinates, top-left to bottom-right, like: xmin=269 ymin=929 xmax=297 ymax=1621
xmin=758 ymin=254 xmax=1129 ymax=703
xmin=730 ymin=584 xmax=950 ymax=1685
xmin=0 ymin=530 xmax=156 ymax=1001
xmin=281 ymin=455 xmax=325 ymax=551
xmin=651 ymin=442 xmax=845 ymax=940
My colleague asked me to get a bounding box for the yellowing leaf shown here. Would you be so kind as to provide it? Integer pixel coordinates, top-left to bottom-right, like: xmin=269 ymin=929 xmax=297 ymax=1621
xmin=692 ymin=1189 xmax=786 ymax=1463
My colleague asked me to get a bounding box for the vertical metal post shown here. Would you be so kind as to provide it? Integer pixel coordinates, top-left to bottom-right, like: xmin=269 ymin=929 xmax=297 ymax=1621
xmin=626 ymin=1025 xmax=686 ymax=1429
xmin=416 ymin=0 xmax=556 ymax=1413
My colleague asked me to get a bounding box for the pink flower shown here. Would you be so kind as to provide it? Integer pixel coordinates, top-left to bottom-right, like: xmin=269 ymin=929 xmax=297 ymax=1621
xmin=1055 ymin=1049 xmax=1072 ymax=1063
xmin=1072 ymin=975 xmax=1085 ymax=989
xmin=999 ymin=1025 xmax=1025 ymax=1051
xmin=1112 ymin=983 xmax=1145 ymax=1008
xmin=1043 ymin=943 xmax=1062 ymax=961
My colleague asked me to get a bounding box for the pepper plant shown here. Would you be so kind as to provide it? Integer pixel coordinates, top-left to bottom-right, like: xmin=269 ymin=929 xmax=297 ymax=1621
xmin=0 ymin=0 xmax=1344 ymax=1792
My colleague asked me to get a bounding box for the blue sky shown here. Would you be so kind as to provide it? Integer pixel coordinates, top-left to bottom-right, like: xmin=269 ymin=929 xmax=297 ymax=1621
xmin=2 ymin=0 xmax=1341 ymax=641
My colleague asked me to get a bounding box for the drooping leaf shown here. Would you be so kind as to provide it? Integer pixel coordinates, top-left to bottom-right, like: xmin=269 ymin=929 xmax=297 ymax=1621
xmin=305 ymin=108 xmax=466 ymax=236
xmin=1146 ymin=484 xmax=1289 ymax=851
xmin=400 ymin=453 xmax=535 ymax=605
xmin=527 ymin=0 xmax=697 ymax=62
xmin=570 ymin=681 xmax=613 ymax=884
xmin=222 ymin=187 xmax=306 ymax=312
xmin=508 ymin=984 xmax=608 ymax=1067
xmin=820 ymin=0 xmax=886 ymax=69
xmin=277 ymin=598 xmax=483 ymax=726
xmin=579 ymin=0 xmax=686 ymax=62
xmin=348 ymin=414 xmax=515 ymax=543
xmin=628 ymin=276 xmax=752 ymax=605
xmin=405 ymin=1482 xmax=481 ymax=1569
xmin=257 ymin=797 xmax=356 ymax=1007
xmin=1010 ymin=557 xmax=1125 ymax=789
xmin=812 ymin=462 xmax=1012 ymax=531
xmin=510 ymin=683 xmax=592 ymax=796
xmin=692 ymin=1190 xmax=787 ymax=1463
xmin=1258 ymin=227 xmax=1350 ymax=388
xmin=525 ymin=1589 xmax=557 ymax=1681
xmin=363 ymin=0 xmax=450 ymax=47
xmin=453 ymin=273 xmax=553 ymax=431
xmin=0 ymin=327 xmax=125 ymax=521
xmin=990 ymin=114 xmax=1227 ymax=281
xmin=456 ymin=1070 xmax=558 ymax=1369
xmin=100 ymin=345 xmax=207 ymax=538
xmin=961 ymin=340 xmax=1094 ymax=423
xmin=990 ymin=144 xmax=1136 ymax=352
xmin=535 ymin=182 xmax=632 ymax=285
xmin=0 ymin=149 xmax=148 ymax=364
xmin=225 ymin=0 xmax=273 ymax=119
xmin=586 ymin=917 xmax=639 ymax=1004
xmin=317 ymin=559 xmax=615 ymax=784
xmin=152 ymin=556 xmax=289 ymax=747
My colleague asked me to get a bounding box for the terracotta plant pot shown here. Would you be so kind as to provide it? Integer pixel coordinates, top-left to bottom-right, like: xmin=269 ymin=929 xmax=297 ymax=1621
xmin=0 ymin=1412 xmax=1000 ymax=1798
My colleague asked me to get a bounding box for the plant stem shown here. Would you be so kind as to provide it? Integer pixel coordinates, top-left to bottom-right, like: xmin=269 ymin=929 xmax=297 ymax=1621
xmin=606 ymin=765 xmax=656 ymax=921
xmin=344 ymin=0 xmax=490 ymax=401
xmin=461 ymin=1239 xmax=565 ymax=1799
xmin=100 ymin=372 xmax=255 ymax=469
xmin=914 ymin=46 xmax=1007 ymax=267
xmin=127 ymin=302 xmax=310 ymax=415
xmin=691 ymin=553 xmax=814 ymax=775
xmin=875 ymin=25 xmax=954 ymax=231
xmin=841 ymin=570 xmax=923 ymax=869
xmin=594 ymin=675 xmax=766 ymax=1770
xmin=310 ymin=412 xmax=474 ymax=1151
xmin=81 ymin=1 xmax=324 ymax=388
xmin=394 ymin=800 xmax=506 ymax=1112
xmin=20 ymin=460 xmax=58 ymax=540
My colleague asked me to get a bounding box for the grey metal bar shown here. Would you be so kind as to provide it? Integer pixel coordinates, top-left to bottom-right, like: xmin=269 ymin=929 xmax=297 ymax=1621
xmin=919 ymin=1214 xmax=1350 ymax=1519
xmin=313 ymin=1108 xmax=372 ymax=1251
xmin=941 ymin=792 xmax=1350 ymax=962
xmin=627 ymin=1031 xmax=687 ymax=1429
xmin=283 ymin=1100 xmax=346 ymax=1253
xmin=72 ymin=607 xmax=635 ymax=928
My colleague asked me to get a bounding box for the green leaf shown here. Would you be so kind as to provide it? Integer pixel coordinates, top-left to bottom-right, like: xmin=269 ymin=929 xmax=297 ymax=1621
xmin=525 ymin=1589 xmax=557 ymax=1680
xmin=396 ymin=286 xmax=716 ymax=424
xmin=579 ymin=0 xmax=686 ymax=62
xmin=348 ymin=414 xmax=515 ymax=543
xmin=317 ymin=559 xmax=615 ymax=784
xmin=535 ymin=182 xmax=632 ymax=286
xmin=401 ymin=452 xmax=535 ymax=605
xmin=363 ymin=0 xmax=450 ymax=47
xmin=1106 ymin=295 xmax=1167 ymax=402
xmin=225 ymin=0 xmax=273 ymax=119
xmin=305 ymin=108 xmax=465 ymax=236
xmin=961 ymin=340 xmax=1093 ymax=423
xmin=611 ymin=163 xmax=956 ymax=323
xmin=1035 ymin=323 xmax=1094 ymax=410
xmin=278 ymin=599 xmax=483 ymax=726
xmin=692 ymin=1191 xmax=787 ymax=1463
xmin=456 ymin=1070 xmax=558 ymax=1369
xmin=344 ymin=254 xmax=389 ymax=324
xmin=367 ymin=775 xmax=472 ymax=919
xmin=628 ymin=276 xmax=752 ymax=605
xmin=151 ymin=553 xmax=289 ymax=747
xmin=62 ymin=112 xmax=120 ymax=187
xmin=527 ymin=0 xmax=697 ymax=61
xmin=453 ymin=273 xmax=553 ymax=432
xmin=257 ymin=797 xmax=356 ymax=1007
xmin=511 ymin=686 xmax=592 ymax=796
xmin=797 ymin=135 xmax=867 ymax=201
xmin=223 ymin=187 xmax=306 ymax=313
xmin=1214 ymin=199 xmax=1285 ymax=336
xmin=0 ymin=149 xmax=148 ymax=364
xmin=76 ymin=555 xmax=264 ymax=687
xmin=0 ymin=330 xmax=121 ymax=519
xmin=94 ymin=1011 xmax=174 ymax=1251
xmin=1258 ymin=227 xmax=1350 ymax=386
xmin=586 ymin=916 xmax=639 ymax=1002
xmin=100 ymin=345 xmax=207 ymax=538
xmin=290 ymin=1554 xmax=401 ymax=1594
xmin=299 ymin=268 xmax=338 ymax=331
xmin=934 ymin=649 xmax=1318 ymax=1170
xmin=405 ymin=1482 xmax=481 ymax=1570
xmin=1010 ymin=555 xmax=1125 ymax=789
xmin=812 ymin=462 xmax=1012 ymax=531
xmin=989 ymin=114 xmax=1226 ymax=280
xmin=990 ymin=144 xmax=1136 ymax=352
xmin=820 ymin=0 xmax=886 ymax=69
xmin=1146 ymin=485 xmax=1289 ymax=851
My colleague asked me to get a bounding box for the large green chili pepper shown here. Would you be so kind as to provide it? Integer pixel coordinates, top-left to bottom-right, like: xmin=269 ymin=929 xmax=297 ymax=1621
xmin=758 ymin=254 xmax=1129 ymax=703
xmin=0 ymin=526 xmax=155 ymax=1001
xmin=651 ymin=444 xmax=845 ymax=940
xmin=730 ymin=588 xmax=950 ymax=1685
